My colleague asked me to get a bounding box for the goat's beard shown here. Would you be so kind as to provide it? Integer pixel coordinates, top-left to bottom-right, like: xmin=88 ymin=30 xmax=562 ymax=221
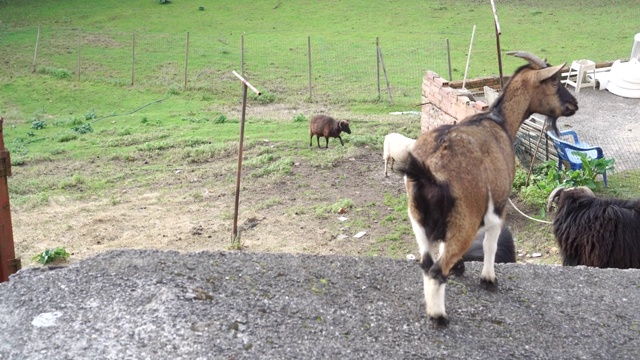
xmin=547 ymin=117 xmax=560 ymax=136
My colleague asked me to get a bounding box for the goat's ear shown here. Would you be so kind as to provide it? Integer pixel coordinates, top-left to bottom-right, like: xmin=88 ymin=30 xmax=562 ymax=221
xmin=535 ymin=63 xmax=565 ymax=82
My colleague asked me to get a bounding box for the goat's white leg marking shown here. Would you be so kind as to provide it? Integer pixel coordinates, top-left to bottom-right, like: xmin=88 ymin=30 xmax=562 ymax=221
xmin=480 ymin=196 xmax=503 ymax=283
xmin=425 ymin=277 xmax=447 ymax=319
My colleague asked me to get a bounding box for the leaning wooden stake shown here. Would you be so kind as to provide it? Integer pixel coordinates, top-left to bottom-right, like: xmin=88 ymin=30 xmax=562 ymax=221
xmin=230 ymin=71 xmax=261 ymax=246
xmin=0 ymin=118 xmax=20 ymax=283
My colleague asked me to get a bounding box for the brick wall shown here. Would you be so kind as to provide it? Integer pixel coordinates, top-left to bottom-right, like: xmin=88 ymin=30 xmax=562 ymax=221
xmin=420 ymin=70 xmax=490 ymax=133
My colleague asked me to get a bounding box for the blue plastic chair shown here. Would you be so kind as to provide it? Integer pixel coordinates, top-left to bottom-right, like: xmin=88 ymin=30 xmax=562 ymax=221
xmin=546 ymin=130 xmax=608 ymax=187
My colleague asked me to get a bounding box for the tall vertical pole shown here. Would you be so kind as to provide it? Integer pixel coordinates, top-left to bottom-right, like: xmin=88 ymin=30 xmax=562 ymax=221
xmin=0 ymin=118 xmax=20 ymax=283
xmin=32 ymin=25 xmax=41 ymax=73
xmin=376 ymin=36 xmax=381 ymax=100
xmin=232 ymin=83 xmax=248 ymax=241
xmin=230 ymin=71 xmax=261 ymax=243
xmin=307 ymin=36 xmax=312 ymax=100
xmin=131 ymin=33 xmax=135 ymax=86
xmin=446 ymin=38 xmax=453 ymax=81
xmin=184 ymin=32 xmax=190 ymax=89
xmin=77 ymin=28 xmax=81 ymax=81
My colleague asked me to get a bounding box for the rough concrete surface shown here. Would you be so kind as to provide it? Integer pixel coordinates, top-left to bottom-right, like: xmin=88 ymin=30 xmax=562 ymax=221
xmin=1 ymin=249 xmax=639 ymax=360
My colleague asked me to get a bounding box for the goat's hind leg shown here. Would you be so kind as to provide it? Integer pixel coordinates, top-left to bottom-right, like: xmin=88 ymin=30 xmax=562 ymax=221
xmin=407 ymin=211 xmax=447 ymax=327
xmin=479 ymin=207 xmax=503 ymax=291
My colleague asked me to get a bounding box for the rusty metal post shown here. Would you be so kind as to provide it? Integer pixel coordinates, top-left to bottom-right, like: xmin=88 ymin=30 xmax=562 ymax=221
xmin=490 ymin=0 xmax=504 ymax=89
xmin=230 ymin=71 xmax=261 ymax=243
xmin=0 ymin=118 xmax=20 ymax=283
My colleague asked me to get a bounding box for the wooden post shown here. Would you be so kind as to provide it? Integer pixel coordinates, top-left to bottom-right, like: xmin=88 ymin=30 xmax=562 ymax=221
xmin=231 ymin=71 xmax=261 ymax=244
xmin=0 ymin=118 xmax=20 ymax=283
xmin=32 ymin=25 xmax=41 ymax=73
xmin=377 ymin=45 xmax=393 ymax=105
xmin=184 ymin=32 xmax=190 ymax=89
xmin=77 ymin=29 xmax=82 ymax=81
xmin=446 ymin=38 xmax=453 ymax=81
xmin=131 ymin=33 xmax=135 ymax=86
xmin=307 ymin=36 xmax=312 ymax=100
xmin=376 ymin=37 xmax=381 ymax=100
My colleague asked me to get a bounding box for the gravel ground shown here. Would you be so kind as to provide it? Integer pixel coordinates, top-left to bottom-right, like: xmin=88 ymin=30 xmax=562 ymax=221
xmin=1 ymin=249 xmax=639 ymax=360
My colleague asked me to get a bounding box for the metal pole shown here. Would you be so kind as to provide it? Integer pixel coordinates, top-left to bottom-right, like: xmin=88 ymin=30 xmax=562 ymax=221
xmin=131 ymin=33 xmax=135 ymax=86
xmin=446 ymin=38 xmax=452 ymax=81
xmin=232 ymin=83 xmax=248 ymax=241
xmin=307 ymin=35 xmax=312 ymax=100
xmin=377 ymin=46 xmax=393 ymax=105
xmin=376 ymin=37 xmax=381 ymax=100
xmin=0 ymin=118 xmax=20 ymax=283
xmin=231 ymin=71 xmax=261 ymax=242
xmin=77 ymin=28 xmax=81 ymax=81
xmin=32 ymin=25 xmax=41 ymax=73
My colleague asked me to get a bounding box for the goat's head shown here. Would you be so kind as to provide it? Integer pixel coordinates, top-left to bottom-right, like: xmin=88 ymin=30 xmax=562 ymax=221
xmin=339 ymin=120 xmax=352 ymax=134
xmin=508 ymin=51 xmax=579 ymax=135
xmin=546 ymin=186 xmax=595 ymax=213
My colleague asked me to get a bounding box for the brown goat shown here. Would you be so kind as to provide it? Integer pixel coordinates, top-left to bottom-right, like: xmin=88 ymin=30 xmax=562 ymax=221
xmin=309 ymin=115 xmax=351 ymax=148
xmin=401 ymin=52 xmax=578 ymax=327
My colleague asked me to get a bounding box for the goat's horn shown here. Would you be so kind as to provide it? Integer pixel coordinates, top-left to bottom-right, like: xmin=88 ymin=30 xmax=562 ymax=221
xmin=507 ymin=51 xmax=548 ymax=69
xmin=535 ymin=63 xmax=566 ymax=82
xmin=546 ymin=186 xmax=565 ymax=213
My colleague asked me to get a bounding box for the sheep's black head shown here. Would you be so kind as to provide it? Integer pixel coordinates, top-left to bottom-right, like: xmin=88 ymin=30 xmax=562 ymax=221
xmin=508 ymin=51 xmax=579 ymax=135
xmin=546 ymin=186 xmax=595 ymax=214
xmin=339 ymin=120 xmax=351 ymax=134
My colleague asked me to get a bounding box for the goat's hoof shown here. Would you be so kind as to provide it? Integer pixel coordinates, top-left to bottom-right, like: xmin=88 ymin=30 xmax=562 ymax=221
xmin=480 ymin=278 xmax=498 ymax=292
xmin=429 ymin=315 xmax=449 ymax=328
xmin=450 ymin=261 xmax=465 ymax=277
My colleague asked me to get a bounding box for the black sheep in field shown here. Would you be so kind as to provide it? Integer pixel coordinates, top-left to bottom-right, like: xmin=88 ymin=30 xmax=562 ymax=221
xmin=309 ymin=115 xmax=351 ymax=148
xmin=547 ymin=186 xmax=640 ymax=269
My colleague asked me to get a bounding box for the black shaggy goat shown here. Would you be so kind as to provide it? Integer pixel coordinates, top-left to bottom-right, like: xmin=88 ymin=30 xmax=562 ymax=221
xmin=400 ymin=51 xmax=578 ymax=326
xmin=451 ymin=226 xmax=516 ymax=276
xmin=547 ymin=186 xmax=640 ymax=269
xmin=309 ymin=115 xmax=351 ymax=148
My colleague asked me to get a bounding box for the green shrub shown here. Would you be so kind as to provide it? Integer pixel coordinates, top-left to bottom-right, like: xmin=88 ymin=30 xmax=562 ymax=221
xmin=293 ymin=114 xmax=307 ymax=123
xmin=32 ymin=247 xmax=70 ymax=264
xmin=31 ymin=120 xmax=47 ymax=130
xmin=214 ymin=114 xmax=227 ymax=124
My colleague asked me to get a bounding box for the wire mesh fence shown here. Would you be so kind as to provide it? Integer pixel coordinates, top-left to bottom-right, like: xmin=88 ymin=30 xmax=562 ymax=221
xmin=2 ymin=26 xmax=502 ymax=106
xmin=1 ymin=26 xmax=639 ymax=190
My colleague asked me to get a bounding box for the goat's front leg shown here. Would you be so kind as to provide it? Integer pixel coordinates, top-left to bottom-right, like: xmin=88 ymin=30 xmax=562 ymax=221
xmin=338 ymin=136 xmax=344 ymax=146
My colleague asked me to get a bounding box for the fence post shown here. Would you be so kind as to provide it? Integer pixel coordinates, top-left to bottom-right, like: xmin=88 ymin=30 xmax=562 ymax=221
xmin=77 ymin=28 xmax=81 ymax=81
xmin=32 ymin=25 xmax=41 ymax=73
xmin=446 ymin=38 xmax=453 ymax=81
xmin=377 ymin=45 xmax=393 ymax=105
xmin=307 ymin=35 xmax=312 ymax=100
xmin=131 ymin=33 xmax=135 ymax=86
xmin=184 ymin=32 xmax=190 ymax=89
xmin=376 ymin=36 xmax=381 ymax=101
xmin=0 ymin=118 xmax=20 ymax=283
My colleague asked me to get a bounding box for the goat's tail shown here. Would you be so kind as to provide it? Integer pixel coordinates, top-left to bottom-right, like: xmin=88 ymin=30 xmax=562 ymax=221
xmin=400 ymin=152 xmax=453 ymax=242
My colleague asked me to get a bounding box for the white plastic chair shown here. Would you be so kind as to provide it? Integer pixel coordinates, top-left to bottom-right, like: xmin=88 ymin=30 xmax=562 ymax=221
xmin=564 ymin=59 xmax=596 ymax=92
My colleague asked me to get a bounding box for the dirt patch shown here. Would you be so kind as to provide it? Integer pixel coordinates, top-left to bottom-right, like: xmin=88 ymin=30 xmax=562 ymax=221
xmin=11 ymin=144 xmax=558 ymax=268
